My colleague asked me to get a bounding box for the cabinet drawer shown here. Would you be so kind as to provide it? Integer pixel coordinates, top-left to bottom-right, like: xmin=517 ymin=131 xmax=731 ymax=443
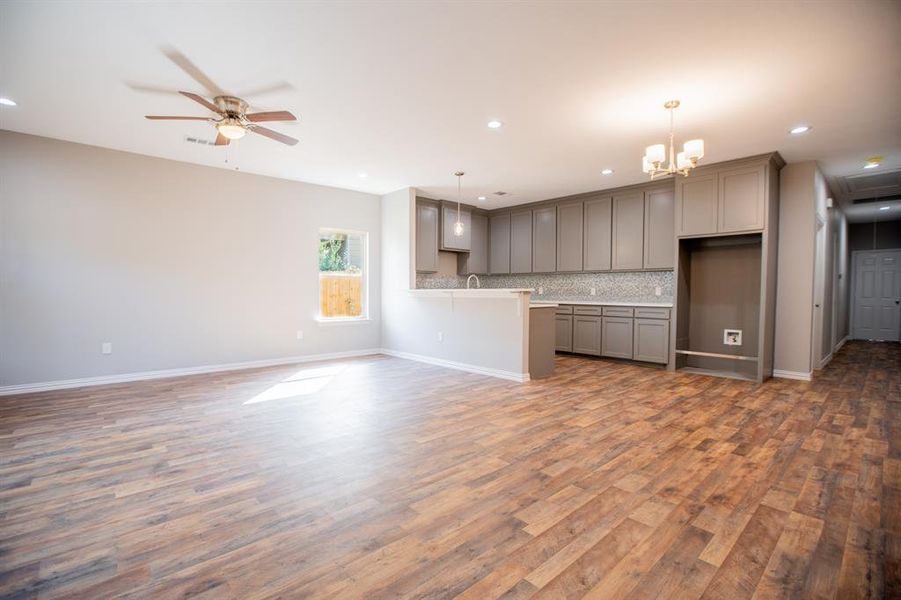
xmin=634 ymin=307 xmax=670 ymax=320
xmin=555 ymin=305 xmax=573 ymax=315
xmin=573 ymin=305 xmax=602 ymax=316
xmin=602 ymin=307 xmax=634 ymax=317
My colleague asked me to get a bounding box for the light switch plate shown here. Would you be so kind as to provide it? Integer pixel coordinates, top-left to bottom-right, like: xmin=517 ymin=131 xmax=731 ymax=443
xmin=296 ymin=330 xmax=304 ymax=340
xmin=101 ymin=342 xmax=112 ymax=354
xmin=590 ymin=287 xmax=597 ymax=296
xmin=437 ymin=331 xmax=443 ymax=342
xmin=655 ymin=286 xmax=662 ymax=297
xmin=723 ymin=329 xmax=742 ymax=346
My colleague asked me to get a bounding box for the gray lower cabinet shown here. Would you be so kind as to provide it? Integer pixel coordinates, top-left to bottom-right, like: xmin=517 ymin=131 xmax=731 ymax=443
xmin=415 ymin=201 xmax=439 ymax=273
xmin=488 ymin=213 xmax=511 ymax=274
xmin=556 ymin=202 xmax=584 ymax=271
xmin=532 ymin=206 xmax=557 ymax=272
xmin=583 ymin=196 xmax=612 ymax=271
xmin=441 ymin=204 xmax=471 ymax=251
xmin=643 ymin=188 xmax=674 ymax=269
xmin=572 ymin=316 xmax=601 ymax=356
xmin=601 ymin=316 xmax=634 ymax=359
xmin=555 ymin=315 xmax=573 ymax=352
xmin=458 ymin=212 xmax=488 ymax=274
xmin=633 ymin=318 xmax=670 ymax=364
xmin=612 ymin=193 xmax=644 ymax=270
xmin=510 ymin=210 xmax=533 ymax=273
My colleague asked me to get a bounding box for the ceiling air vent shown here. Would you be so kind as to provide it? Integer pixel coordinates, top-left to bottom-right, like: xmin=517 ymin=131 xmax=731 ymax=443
xmin=494 ymin=191 xmax=508 ymax=196
xmin=853 ymin=194 xmax=901 ymax=205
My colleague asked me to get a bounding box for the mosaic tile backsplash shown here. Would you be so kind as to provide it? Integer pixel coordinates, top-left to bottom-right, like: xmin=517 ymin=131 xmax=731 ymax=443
xmin=416 ymin=271 xmax=674 ymax=304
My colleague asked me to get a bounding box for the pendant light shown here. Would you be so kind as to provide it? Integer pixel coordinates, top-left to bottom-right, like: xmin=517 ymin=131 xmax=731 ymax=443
xmin=642 ymin=100 xmax=704 ymax=179
xmin=453 ymin=171 xmax=465 ymax=237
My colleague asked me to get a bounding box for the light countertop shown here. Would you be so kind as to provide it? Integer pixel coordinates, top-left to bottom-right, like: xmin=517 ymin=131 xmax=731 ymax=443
xmin=537 ymin=299 xmax=673 ymax=308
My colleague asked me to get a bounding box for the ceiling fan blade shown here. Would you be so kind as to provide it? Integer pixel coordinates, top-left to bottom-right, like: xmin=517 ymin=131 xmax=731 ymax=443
xmin=163 ymin=47 xmax=225 ymax=96
xmin=214 ymin=132 xmax=230 ymax=146
xmin=250 ymin=126 xmax=299 ymax=146
xmin=245 ymin=110 xmax=297 ymax=123
xmin=179 ymin=91 xmax=223 ymax=114
xmin=145 ymin=115 xmax=211 ymax=120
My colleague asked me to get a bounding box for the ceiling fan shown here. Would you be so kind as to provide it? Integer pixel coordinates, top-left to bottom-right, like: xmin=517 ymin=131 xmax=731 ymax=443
xmin=145 ymin=91 xmax=299 ymax=146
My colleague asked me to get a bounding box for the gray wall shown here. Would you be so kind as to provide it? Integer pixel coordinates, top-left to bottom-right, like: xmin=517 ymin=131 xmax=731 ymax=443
xmin=849 ymin=219 xmax=901 ymax=251
xmin=0 ymin=131 xmax=381 ymax=387
xmin=774 ymin=161 xmax=848 ymax=376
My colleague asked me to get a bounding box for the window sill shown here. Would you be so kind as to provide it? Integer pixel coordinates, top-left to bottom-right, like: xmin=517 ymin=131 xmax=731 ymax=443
xmin=316 ymin=317 xmax=373 ymax=326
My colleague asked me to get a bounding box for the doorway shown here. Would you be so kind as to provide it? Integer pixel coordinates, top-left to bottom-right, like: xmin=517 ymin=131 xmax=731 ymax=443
xmin=851 ymin=250 xmax=901 ymax=341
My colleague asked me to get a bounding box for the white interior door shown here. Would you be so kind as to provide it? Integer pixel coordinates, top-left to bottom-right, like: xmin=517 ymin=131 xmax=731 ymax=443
xmin=852 ymin=250 xmax=901 ymax=341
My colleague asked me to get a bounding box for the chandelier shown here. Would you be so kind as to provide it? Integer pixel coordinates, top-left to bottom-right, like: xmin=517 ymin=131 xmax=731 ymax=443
xmin=642 ymin=100 xmax=704 ymax=179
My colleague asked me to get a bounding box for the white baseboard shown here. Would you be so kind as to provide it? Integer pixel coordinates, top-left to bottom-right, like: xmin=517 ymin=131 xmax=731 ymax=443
xmin=817 ymin=352 xmax=833 ymax=370
xmin=835 ymin=335 xmax=850 ymax=353
xmin=379 ymin=348 xmax=529 ymax=383
xmin=773 ymin=369 xmax=813 ymax=382
xmin=0 ymin=349 xmax=382 ymax=396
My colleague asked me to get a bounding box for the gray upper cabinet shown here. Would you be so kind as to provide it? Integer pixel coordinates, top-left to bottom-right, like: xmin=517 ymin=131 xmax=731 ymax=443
xmin=488 ymin=213 xmax=511 ymax=274
xmin=415 ymin=200 xmax=439 ymax=273
xmin=643 ymin=187 xmax=675 ymax=269
xmin=572 ymin=316 xmax=601 ymax=356
xmin=458 ymin=212 xmax=488 ymax=275
xmin=441 ymin=204 xmax=471 ymax=251
xmin=510 ymin=211 xmax=533 ymax=274
xmin=601 ymin=316 xmax=634 ymax=359
xmin=612 ymin=192 xmax=644 ymax=270
xmin=676 ymin=160 xmax=769 ymax=237
xmin=556 ymin=202 xmax=583 ymax=272
xmin=532 ymin=206 xmax=557 ymax=273
xmin=719 ymin=164 xmax=766 ymax=233
xmin=583 ymin=196 xmax=612 ymax=271
xmin=676 ymin=173 xmax=718 ymax=236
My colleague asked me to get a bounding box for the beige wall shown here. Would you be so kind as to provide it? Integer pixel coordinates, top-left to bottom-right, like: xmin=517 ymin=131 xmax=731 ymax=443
xmin=774 ymin=161 xmax=848 ymax=377
xmin=0 ymin=131 xmax=381 ymax=387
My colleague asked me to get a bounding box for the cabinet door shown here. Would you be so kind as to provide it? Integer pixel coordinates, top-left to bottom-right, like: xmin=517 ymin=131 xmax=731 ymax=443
xmin=676 ymin=173 xmax=718 ymax=236
xmin=572 ymin=316 xmax=601 ymax=356
xmin=556 ymin=202 xmax=584 ymax=272
xmin=718 ymin=164 xmax=766 ymax=233
xmin=583 ymin=196 xmax=612 ymax=271
xmin=458 ymin=212 xmax=488 ymax=274
xmin=415 ymin=202 xmax=439 ymax=273
xmin=643 ymin=188 xmax=675 ymax=269
xmin=633 ymin=318 xmax=670 ymax=364
xmin=555 ymin=315 xmax=573 ymax=352
xmin=441 ymin=205 xmax=471 ymax=251
xmin=612 ymin=193 xmax=644 ymax=270
xmin=488 ymin=213 xmax=511 ymax=274
xmin=532 ymin=206 xmax=557 ymax=273
xmin=510 ymin=211 xmax=533 ymax=273
xmin=601 ymin=317 xmax=634 ymax=359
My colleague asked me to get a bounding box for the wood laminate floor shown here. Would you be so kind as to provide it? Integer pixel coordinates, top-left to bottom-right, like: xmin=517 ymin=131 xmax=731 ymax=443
xmin=1 ymin=341 xmax=898 ymax=599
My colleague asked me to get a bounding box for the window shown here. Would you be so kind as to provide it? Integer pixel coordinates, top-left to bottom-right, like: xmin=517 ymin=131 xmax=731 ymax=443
xmin=318 ymin=229 xmax=368 ymax=321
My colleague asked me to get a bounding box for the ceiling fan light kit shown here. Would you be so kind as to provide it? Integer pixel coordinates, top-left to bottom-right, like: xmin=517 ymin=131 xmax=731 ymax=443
xmin=145 ymin=91 xmax=299 ymax=146
xmin=642 ymin=100 xmax=705 ymax=179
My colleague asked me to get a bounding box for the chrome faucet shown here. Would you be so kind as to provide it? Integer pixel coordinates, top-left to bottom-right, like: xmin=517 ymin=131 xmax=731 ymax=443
xmin=466 ymin=274 xmax=481 ymax=289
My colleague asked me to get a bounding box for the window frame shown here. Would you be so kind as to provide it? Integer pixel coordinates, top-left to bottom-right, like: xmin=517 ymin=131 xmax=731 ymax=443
xmin=316 ymin=227 xmax=370 ymax=324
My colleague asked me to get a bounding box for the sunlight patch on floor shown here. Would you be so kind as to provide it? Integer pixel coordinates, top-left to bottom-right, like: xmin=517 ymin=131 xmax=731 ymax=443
xmin=244 ymin=364 xmax=346 ymax=404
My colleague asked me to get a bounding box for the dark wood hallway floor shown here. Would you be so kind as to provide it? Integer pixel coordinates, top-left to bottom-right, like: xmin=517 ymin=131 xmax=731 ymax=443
xmin=1 ymin=341 xmax=898 ymax=598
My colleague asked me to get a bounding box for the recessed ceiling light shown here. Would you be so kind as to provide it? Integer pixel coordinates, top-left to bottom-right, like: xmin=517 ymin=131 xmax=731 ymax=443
xmin=487 ymin=120 xmax=503 ymax=129
xmin=879 ymin=206 xmax=891 ymax=211
xmin=477 ymin=196 xmax=486 ymax=201
xmin=358 ymin=172 xmax=368 ymax=178
xmin=864 ymin=162 xmax=880 ymax=170
xmin=601 ymin=169 xmax=614 ymax=175
xmin=789 ymin=125 xmax=811 ymax=135
xmin=864 ymin=155 xmax=883 ymax=169
xmin=0 ymin=97 xmax=16 ymax=106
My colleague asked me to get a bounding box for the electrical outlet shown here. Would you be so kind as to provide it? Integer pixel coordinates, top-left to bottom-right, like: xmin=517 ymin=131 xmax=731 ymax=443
xmin=590 ymin=287 xmax=597 ymax=296
xmin=723 ymin=329 xmax=742 ymax=346
xmin=296 ymin=330 xmax=304 ymax=340
xmin=437 ymin=331 xmax=443 ymax=342
xmin=538 ymin=286 xmax=544 ymax=295
xmin=655 ymin=286 xmax=662 ymax=297
xmin=101 ymin=342 xmax=112 ymax=355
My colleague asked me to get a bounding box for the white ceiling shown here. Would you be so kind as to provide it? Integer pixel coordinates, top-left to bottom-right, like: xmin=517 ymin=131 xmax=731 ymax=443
xmin=1 ymin=1 xmax=900 ymax=209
